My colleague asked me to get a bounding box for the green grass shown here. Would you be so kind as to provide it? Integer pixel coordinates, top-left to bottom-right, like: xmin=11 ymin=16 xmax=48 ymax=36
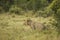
xmin=0 ymin=13 xmax=59 ymax=40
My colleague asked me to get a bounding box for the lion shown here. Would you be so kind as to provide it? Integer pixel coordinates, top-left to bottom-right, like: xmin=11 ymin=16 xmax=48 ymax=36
xmin=24 ymin=19 xmax=46 ymax=31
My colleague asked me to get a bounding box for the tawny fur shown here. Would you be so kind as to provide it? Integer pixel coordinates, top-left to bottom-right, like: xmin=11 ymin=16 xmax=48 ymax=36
xmin=24 ymin=19 xmax=46 ymax=31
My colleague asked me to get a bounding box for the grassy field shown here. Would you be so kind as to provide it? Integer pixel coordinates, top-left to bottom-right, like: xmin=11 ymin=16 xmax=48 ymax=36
xmin=0 ymin=13 xmax=60 ymax=40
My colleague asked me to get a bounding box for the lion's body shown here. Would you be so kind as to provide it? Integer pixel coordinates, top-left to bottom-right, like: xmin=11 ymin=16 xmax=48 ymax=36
xmin=24 ymin=19 xmax=46 ymax=31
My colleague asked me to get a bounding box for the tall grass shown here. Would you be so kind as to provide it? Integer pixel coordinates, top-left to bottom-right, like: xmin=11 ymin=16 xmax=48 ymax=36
xmin=0 ymin=13 xmax=59 ymax=40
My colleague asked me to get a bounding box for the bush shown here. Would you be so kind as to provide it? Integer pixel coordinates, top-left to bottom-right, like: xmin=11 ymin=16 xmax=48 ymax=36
xmin=57 ymin=9 xmax=60 ymax=17
xmin=35 ymin=9 xmax=54 ymax=18
xmin=55 ymin=8 xmax=60 ymax=32
xmin=9 ymin=5 xmax=23 ymax=15
xmin=0 ymin=7 xmax=4 ymax=13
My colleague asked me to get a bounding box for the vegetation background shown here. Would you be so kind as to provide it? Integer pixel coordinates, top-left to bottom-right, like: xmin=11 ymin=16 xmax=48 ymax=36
xmin=0 ymin=0 xmax=60 ymax=40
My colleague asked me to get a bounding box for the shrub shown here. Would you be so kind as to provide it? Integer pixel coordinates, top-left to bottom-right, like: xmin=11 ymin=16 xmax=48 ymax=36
xmin=9 ymin=5 xmax=23 ymax=15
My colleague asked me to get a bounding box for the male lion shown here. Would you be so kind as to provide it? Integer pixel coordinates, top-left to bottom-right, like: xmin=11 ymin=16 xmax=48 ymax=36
xmin=24 ymin=19 xmax=46 ymax=31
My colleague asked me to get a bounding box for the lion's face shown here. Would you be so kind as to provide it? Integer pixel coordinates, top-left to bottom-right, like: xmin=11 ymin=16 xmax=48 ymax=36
xmin=24 ymin=19 xmax=32 ymax=26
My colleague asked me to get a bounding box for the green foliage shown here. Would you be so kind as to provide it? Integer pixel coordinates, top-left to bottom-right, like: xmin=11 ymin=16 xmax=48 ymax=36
xmin=0 ymin=7 xmax=4 ymax=13
xmin=35 ymin=9 xmax=54 ymax=18
xmin=9 ymin=5 xmax=23 ymax=15
xmin=0 ymin=0 xmax=13 ymax=12
xmin=57 ymin=9 xmax=60 ymax=17
xmin=17 ymin=0 xmax=48 ymax=11
xmin=55 ymin=8 xmax=60 ymax=33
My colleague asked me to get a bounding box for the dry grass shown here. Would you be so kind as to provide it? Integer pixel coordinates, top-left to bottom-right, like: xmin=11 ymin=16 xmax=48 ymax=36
xmin=0 ymin=13 xmax=59 ymax=40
